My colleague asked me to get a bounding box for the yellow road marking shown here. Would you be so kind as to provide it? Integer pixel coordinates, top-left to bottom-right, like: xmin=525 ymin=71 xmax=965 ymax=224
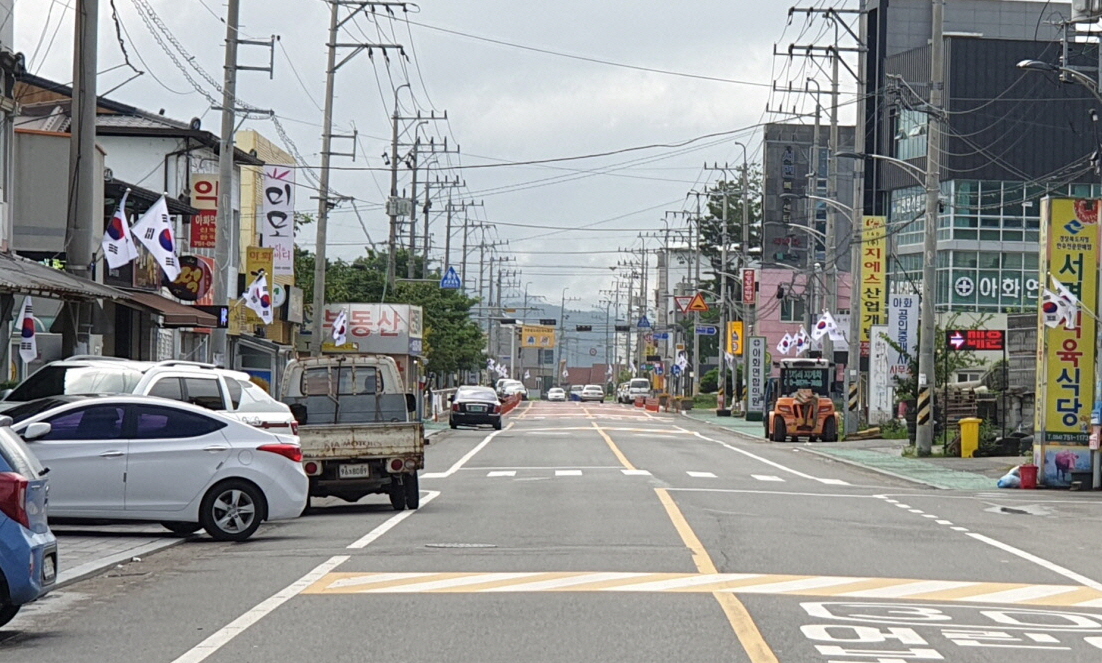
xmin=656 ymin=487 xmax=780 ymax=663
xmin=590 ymin=422 xmax=637 ymax=471
xmin=301 ymin=570 xmax=1102 ymax=608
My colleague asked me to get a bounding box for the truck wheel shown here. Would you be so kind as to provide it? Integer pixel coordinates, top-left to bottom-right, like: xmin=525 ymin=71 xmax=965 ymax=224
xmin=404 ymin=472 xmax=420 ymax=509
xmin=389 ymin=481 xmax=407 ymax=511
xmin=822 ymin=417 xmax=838 ymax=442
xmin=772 ymin=418 xmax=787 ymax=443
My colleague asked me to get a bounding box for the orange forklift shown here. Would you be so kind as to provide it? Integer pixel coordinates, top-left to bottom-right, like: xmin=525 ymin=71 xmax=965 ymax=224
xmin=764 ymin=357 xmax=839 ymax=442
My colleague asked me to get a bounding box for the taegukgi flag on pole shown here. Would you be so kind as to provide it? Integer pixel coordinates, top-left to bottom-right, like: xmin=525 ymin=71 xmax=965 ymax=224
xmin=17 ymin=296 xmax=36 ymax=363
xmin=811 ymin=311 xmax=840 ymax=341
xmin=130 ymin=195 xmax=180 ymax=280
xmin=101 ymin=189 xmax=140 ymax=269
xmin=524 ymin=370 xmax=530 ymax=380
xmin=776 ymin=332 xmax=793 ymax=355
xmin=793 ymin=327 xmax=810 ymax=354
xmin=331 ymin=309 xmax=348 ymax=345
xmin=244 ymin=271 xmax=274 ymax=325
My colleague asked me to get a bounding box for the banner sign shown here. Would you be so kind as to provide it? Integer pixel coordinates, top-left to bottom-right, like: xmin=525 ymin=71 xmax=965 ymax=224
xmin=189 ymin=173 xmax=218 ymax=249
xmin=742 ymin=269 xmax=757 ymax=305
xmin=520 ymin=325 xmax=557 ymax=348
xmin=164 ymin=255 xmax=213 ymax=302
xmin=887 ymin=294 xmax=917 ymax=379
xmin=726 ymin=321 xmax=744 ymax=356
xmin=860 ymin=216 xmax=888 ymax=358
xmin=869 ymin=324 xmax=893 ymax=424
xmin=1036 ymin=198 xmax=1099 ymax=487
xmin=300 ymin=303 xmax=424 ymax=356
xmin=747 ymin=337 xmax=766 ymax=413
xmin=243 ymin=247 xmax=274 ymax=325
xmin=261 ymin=166 xmax=295 ymax=278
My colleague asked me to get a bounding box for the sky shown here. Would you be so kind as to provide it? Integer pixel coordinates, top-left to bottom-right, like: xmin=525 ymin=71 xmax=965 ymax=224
xmin=14 ymin=0 xmax=860 ymax=317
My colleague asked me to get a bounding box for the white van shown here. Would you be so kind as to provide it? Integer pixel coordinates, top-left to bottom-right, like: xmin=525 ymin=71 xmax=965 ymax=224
xmin=626 ymin=377 xmax=651 ymax=401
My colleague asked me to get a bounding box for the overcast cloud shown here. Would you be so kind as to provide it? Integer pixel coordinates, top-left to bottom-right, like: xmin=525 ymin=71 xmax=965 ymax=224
xmin=16 ymin=0 xmax=828 ymax=310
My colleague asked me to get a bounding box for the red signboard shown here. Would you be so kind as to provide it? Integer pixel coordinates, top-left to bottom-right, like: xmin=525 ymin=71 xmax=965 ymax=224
xmin=945 ymin=329 xmax=1005 ymax=352
xmin=742 ymin=268 xmax=756 ymax=305
xmin=190 ymin=174 xmax=218 ymax=249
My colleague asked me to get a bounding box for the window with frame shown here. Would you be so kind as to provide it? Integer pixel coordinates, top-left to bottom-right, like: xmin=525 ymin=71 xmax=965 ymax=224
xmin=780 ymin=297 xmax=806 ymax=323
xmin=132 ymin=405 xmax=227 ymax=439
xmin=42 ymin=405 xmax=126 ymax=441
xmin=181 ymin=377 xmax=225 ymax=411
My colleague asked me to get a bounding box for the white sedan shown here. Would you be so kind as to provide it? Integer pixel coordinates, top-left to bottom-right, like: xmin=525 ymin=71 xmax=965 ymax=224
xmin=546 ymin=388 xmax=566 ymax=402
xmin=7 ymin=395 xmax=308 ymax=541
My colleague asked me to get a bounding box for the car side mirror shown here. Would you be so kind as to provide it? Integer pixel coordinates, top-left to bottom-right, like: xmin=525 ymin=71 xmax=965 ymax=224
xmin=22 ymin=422 xmax=51 ymax=441
xmin=447 ymin=394 xmax=454 ymax=403
xmin=405 ymin=393 xmax=417 ymax=412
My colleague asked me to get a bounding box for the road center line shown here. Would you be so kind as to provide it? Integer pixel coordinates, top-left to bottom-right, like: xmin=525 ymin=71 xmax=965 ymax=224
xmin=422 ymin=424 xmax=512 ymax=479
xmin=655 ymin=488 xmax=780 ymax=663
xmin=170 ymin=554 xmax=350 ymax=663
xmin=347 ymin=490 xmax=441 ymax=549
xmin=591 ymin=422 xmax=637 ymax=470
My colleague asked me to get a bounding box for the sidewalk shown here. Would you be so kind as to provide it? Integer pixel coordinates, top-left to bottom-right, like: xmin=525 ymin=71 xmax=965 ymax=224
xmin=51 ymin=524 xmax=187 ymax=589
xmin=681 ymin=409 xmax=1023 ymax=490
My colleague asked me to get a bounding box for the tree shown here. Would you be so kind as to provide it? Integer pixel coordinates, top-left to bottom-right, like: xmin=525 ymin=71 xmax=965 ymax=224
xmin=697 ymin=166 xmax=764 ymax=300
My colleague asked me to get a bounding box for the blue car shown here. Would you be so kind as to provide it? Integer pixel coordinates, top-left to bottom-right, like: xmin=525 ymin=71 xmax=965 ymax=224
xmin=0 ymin=414 xmax=56 ymax=627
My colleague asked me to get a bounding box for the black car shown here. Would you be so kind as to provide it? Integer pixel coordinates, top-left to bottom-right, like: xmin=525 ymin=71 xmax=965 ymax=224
xmin=449 ymin=386 xmax=502 ymax=430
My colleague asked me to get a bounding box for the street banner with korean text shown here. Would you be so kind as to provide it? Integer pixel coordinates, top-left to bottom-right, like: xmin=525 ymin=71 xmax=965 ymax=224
xmin=520 ymin=325 xmax=556 ymax=348
xmin=887 ymin=294 xmax=918 ymax=380
xmin=243 ymin=247 xmax=274 ymax=325
xmin=868 ymin=324 xmax=893 ymax=424
xmin=305 ymin=303 xmax=423 ymax=356
xmin=261 ymin=166 xmax=295 ymax=277
xmin=747 ymin=337 xmax=766 ymax=415
xmin=1036 ymin=198 xmax=1100 ymax=486
xmin=189 ymin=173 xmax=218 ymax=249
xmin=860 ymin=216 xmax=887 ymax=358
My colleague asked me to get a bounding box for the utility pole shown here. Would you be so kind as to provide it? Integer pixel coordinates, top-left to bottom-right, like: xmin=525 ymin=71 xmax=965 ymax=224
xmin=64 ymin=0 xmax=98 ymax=356
xmin=705 ymin=165 xmax=733 ymax=415
xmin=406 ymin=138 xmax=419 ymax=279
xmin=211 ymin=0 xmax=239 ymax=364
xmin=916 ymin=0 xmax=944 ymax=456
xmin=313 ymin=1 xmax=404 ymax=353
xmin=691 ymin=193 xmax=703 ymax=396
xmin=419 ymin=142 xmax=459 ymax=267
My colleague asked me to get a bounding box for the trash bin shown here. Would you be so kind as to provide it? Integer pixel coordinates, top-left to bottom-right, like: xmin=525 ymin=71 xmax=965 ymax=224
xmin=959 ymin=417 xmax=982 ymax=458
xmin=1019 ymin=463 xmax=1038 ymax=489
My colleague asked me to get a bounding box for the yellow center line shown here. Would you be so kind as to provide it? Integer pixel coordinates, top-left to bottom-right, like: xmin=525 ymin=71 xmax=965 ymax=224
xmin=590 ymin=422 xmax=637 ymax=471
xmin=656 ymin=487 xmax=780 ymax=663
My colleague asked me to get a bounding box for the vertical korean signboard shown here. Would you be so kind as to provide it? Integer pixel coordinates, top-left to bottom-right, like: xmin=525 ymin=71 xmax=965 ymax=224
xmin=887 ymin=294 xmax=918 ymax=380
xmin=860 ymin=216 xmax=887 ymax=358
xmin=261 ymin=166 xmax=295 ymax=277
xmin=189 ymin=173 xmax=218 ymax=249
xmin=746 ymin=336 xmax=766 ymax=420
xmin=243 ymin=247 xmax=274 ymax=326
xmin=868 ymin=324 xmax=893 ymax=424
xmin=1036 ymin=198 xmax=1099 ymax=486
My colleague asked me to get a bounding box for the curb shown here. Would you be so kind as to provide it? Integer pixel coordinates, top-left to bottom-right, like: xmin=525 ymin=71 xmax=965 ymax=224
xmin=55 ymin=536 xmax=189 ymax=590
xmin=797 ymin=446 xmax=960 ymax=490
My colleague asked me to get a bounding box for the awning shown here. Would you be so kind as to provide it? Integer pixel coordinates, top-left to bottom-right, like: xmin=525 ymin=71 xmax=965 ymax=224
xmin=0 ymin=252 xmax=127 ymax=300
xmin=121 ymin=290 xmax=218 ymax=328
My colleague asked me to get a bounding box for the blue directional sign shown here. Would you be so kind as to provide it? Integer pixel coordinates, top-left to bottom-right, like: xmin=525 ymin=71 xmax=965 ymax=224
xmin=652 ymin=332 xmax=669 ymax=340
xmin=695 ymin=325 xmax=718 ymax=336
xmin=671 ymin=364 xmax=682 ymax=377
xmin=637 ymin=315 xmax=652 ymax=329
xmin=440 ymin=266 xmax=462 ymax=289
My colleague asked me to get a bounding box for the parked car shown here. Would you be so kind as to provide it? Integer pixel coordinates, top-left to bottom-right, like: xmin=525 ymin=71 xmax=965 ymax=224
xmin=580 ymin=385 xmax=605 ymax=402
xmin=503 ymin=383 xmax=528 ymax=400
xmin=449 ymin=386 xmax=502 ymax=430
xmin=546 ymin=388 xmax=566 ymax=402
xmin=615 ymin=382 xmax=631 ymax=403
xmin=7 ymin=395 xmax=308 ymax=541
xmin=0 ymin=415 xmax=56 ymax=627
xmin=496 ymin=379 xmax=525 ymax=400
xmin=0 ymin=357 xmax=297 ymax=435
xmin=626 ymin=377 xmax=652 ymax=402
xmin=569 ymin=384 xmax=585 ymax=401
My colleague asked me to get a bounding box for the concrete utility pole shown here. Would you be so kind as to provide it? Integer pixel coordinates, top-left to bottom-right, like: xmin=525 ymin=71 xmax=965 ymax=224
xmin=211 ymin=0 xmax=240 ymax=365
xmin=406 ymin=138 xmax=419 ymax=279
xmin=916 ymin=0 xmax=944 ymax=456
xmin=64 ymin=0 xmax=99 ymax=356
xmin=823 ymin=43 xmax=840 ymax=365
xmin=313 ymin=1 xmax=403 ymax=354
xmin=691 ymin=193 xmax=703 ymax=396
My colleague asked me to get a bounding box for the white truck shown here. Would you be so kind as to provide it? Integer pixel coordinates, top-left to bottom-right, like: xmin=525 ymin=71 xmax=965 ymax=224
xmin=281 ymin=355 xmax=424 ymax=511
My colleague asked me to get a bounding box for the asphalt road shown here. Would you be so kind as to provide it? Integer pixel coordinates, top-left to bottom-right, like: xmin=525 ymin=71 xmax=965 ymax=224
xmin=6 ymin=401 xmax=1102 ymax=662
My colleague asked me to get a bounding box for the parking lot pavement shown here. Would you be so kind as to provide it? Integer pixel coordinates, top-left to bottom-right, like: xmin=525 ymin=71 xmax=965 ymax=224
xmin=51 ymin=524 xmax=186 ymax=588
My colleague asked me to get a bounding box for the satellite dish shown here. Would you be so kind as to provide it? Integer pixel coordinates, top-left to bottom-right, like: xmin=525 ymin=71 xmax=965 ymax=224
xmin=189 ymin=117 xmax=202 ymax=131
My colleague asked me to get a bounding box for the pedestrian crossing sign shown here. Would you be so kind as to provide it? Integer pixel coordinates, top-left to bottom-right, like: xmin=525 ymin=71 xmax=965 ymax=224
xmin=440 ymin=266 xmax=462 ymax=289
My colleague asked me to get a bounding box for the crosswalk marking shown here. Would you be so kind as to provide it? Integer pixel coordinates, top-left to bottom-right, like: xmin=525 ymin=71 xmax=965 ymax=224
xmin=487 ymin=471 xmax=516 ymax=477
xmin=621 ymin=469 xmax=652 ymax=476
xmin=303 ymin=571 xmax=1102 ymax=607
xmin=751 ymin=475 xmax=784 ymax=482
xmin=555 ymin=470 xmax=582 ymax=476
xmin=687 ymin=471 xmax=717 ymax=478
xmin=816 ymin=478 xmax=850 ymax=486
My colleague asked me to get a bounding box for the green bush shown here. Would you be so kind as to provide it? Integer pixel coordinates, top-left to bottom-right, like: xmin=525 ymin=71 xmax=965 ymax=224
xmin=700 ymin=369 xmax=718 ymax=393
xmin=879 ymin=418 xmax=909 ymax=440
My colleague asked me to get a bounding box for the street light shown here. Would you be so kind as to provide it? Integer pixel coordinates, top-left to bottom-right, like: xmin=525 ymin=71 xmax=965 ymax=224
xmin=835 ymin=151 xmax=927 ymax=187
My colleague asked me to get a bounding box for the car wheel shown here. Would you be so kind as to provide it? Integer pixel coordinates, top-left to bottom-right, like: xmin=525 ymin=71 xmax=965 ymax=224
xmin=389 ymin=480 xmax=407 ymax=511
xmin=161 ymin=521 xmax=202 ymax=535
xmin=404 ymin=472 xmax=420 ymax=509
xmin=200 ymin=480 xmax=265 ymax=542
xmin=822 ymin=416 xmax=838 ymax=442
xmin=0 ymin=602 xmax=19 ymax=628
xmin=449 ymin=420 xmax=458 ymax=429
xmin=493 ymin=419 xmax=502 ymax=430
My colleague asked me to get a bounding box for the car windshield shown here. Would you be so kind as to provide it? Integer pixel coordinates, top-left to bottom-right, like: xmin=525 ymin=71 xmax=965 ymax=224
xmin=7 ymin=365 xmax=143 ymax=401
xmin=629 ymin=379 xmax=650 ymax=389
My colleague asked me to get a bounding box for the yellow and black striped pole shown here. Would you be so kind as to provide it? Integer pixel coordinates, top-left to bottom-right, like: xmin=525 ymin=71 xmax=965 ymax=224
xmin=847 ymin=383 xmax=858 ymax=413
xmin=917 ymin=386 xmax=932 ymax=428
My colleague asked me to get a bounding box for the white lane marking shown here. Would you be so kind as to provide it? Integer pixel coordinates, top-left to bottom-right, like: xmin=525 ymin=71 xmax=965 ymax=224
xmin=963 ymin=585 xmax=1086 ymax=604
xmin=527 ymin=431 xmax=570 ymax=436
xmin=733 ymin=576 xmax=875 ymax=594
xmin=666 ymin=488 xmax=878 ymax=499
xmin=895 ymin=504 xmax=912 ymax=509
xmin=622 ymin=469 xmax=652 ymax=476
xmin=690 ymin=431 xmax=842 ymax=484
xmin=555 ymin=470 xmax=583 ymax=476
xmin=908 ymin=509 xmax=925 ymax=514
xmin=487 ymin=471 xmax=516 ymax=477
xmin=951 ymin=526 xmax=969 ymax=532
xmin=634 ymin=433 xmax=682 ymax=439
xmin=329 ymin=572 xmax=437 ymax=590
xmin=817 ymin=478 xmax=851 ymax=486
xmin=687 ymin=471 xmax=717 ymax=478
xmin=1027 ymin=634 xmax=1061 ymax=643
xmin=365 ymin=572 xmax=547 ymax=594
xmin=936 ymin=520 xmax=954 ymax=525
xmin=463 ymin=466 xmax=622 ymax=470
xmin=171 ymin=555 xmax=349 ymax=663
xmin=965 ymin=532 xmax=1102 ymax=592
xmin=921 ymin=514 xmax=938 ymax=519
xmin=615 ymin=573 xmax=766 ymax=593
xmin=421 ymin=425 xmax=512 ymax=479
xmin=752 ymin=475 xmax=785 ymax=482
xmin=486 ymin=572 xmax=651 ymax=593
xmin=838 ymin=580 xmax=978 ymax=598
xmin=346 ymin=491 xmax=441 ymax=549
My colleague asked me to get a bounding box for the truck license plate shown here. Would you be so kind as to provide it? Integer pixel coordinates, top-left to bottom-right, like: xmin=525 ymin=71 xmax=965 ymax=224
xmin=338 ymin=464 xmax=371 ymax=479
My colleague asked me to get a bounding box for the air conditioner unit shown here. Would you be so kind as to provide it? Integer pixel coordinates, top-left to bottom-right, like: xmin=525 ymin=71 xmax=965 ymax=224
xmin=1072 ymin=0 xmax=1102 ymax=22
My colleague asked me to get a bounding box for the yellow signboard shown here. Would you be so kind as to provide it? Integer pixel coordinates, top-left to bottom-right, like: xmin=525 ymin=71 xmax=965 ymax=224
xmin=520 ymin=324 xmax=556 ymax=348
xmin=726 ymin=321 xmax=744 ymax=356
xmin=1036 ymin=198 xmax=1100 ymax=486
xmin=860 ymin=216 xmax=888 ymax=357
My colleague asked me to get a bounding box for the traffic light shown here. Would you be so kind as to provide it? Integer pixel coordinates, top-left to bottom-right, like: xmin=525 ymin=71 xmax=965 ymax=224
xmin=540 ymin=318 xmax=557 ymax=326
xmin=575 ymin=325 xmax=592 ymax=332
